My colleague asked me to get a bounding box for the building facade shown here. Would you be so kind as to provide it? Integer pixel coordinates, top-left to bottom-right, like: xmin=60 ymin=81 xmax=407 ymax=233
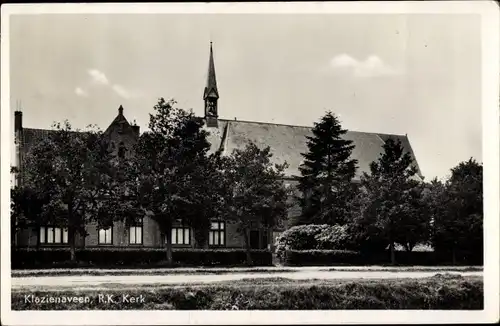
xmin=13 ymin=43 xmax=423 ymax=250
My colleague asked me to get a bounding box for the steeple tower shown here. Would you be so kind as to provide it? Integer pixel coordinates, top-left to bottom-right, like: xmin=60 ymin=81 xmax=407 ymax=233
xmin=204 ymin=42 xmax=219 ymax=127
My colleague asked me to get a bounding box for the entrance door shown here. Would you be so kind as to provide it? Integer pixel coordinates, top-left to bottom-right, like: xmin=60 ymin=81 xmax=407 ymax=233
xmin=250 ymin=230 xmax=260 ymax=249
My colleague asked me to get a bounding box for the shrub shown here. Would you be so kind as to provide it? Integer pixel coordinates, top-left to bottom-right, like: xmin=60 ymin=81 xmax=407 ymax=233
xmin=11 ymin=248 xmax=273 ymax=269
xmin=274 ymin=224 xmax=350 ymax=259
xmin=314 ymin=224 xmax=351 ymax=249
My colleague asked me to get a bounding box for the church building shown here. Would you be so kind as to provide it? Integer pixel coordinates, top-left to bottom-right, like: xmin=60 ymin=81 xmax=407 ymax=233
xmin=13 ymin=43 xmax=423 ymax=250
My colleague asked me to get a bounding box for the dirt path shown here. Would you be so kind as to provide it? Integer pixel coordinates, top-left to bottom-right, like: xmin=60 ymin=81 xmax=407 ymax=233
xmin=11 ymin=270 xmax=482 ymax=290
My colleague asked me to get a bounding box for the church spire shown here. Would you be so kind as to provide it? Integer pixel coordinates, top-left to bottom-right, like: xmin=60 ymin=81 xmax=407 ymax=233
xmin=204 ymin=42 xmax=219 ymax=100
xmin=204 ymin=42 xmax=219 ymax=127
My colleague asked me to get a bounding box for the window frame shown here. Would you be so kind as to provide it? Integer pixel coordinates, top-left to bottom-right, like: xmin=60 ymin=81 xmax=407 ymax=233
xmin=209 ymin=220 xmax=226 ymax=247
xmin=98 ymin=225 xmax=113 ymax=245
xmin=118 ymin=141 xmax=126 ymax=159
xmin=39 ymin=226 xmax=68 ymax=245
xmin=129 ymin=219 xmax=144 ymax=245
xmin=170 ymin=226 xmax=191 ymax=246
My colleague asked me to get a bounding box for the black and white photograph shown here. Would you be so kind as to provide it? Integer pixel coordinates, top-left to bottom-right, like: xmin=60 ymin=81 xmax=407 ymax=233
xmin=1 ymin=2 xmax=499 ymax=325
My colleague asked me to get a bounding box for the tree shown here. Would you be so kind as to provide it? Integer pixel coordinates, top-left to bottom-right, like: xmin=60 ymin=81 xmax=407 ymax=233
xmin=10 ymin=184 xmax=41 ymax=248
xmin=20 ymin=121 xmax=117 ymax=261
xmin=225 ymin=142 xmax=290 ymax=265
xmin=392 ymin=180 xmax=430 ymax=252
xmin=424 ymin=178 xmax=448 ymax=249
xmin=183 ymin=151 xmax=230 ymax=248
xmin=351 ymin=138 xmax=422 ymax=264
xmin=433 ymin=158 xmax=483 ymax=264
xmin=297 ymin=112 xmax=358 ymax=225
xmin=128 ymin=98 xmax=213 ymax=264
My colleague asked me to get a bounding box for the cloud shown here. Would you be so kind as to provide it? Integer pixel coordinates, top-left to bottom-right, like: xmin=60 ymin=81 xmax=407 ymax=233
xmin=87 ymin=69 xmax=109 ymax=85
xmin=112 ymin=84 xmax=141 ymax=99
xmin=74 ymin=87 xmax=88 ymax=97
xmin=329 ymin=54 xmax=400 ymax=78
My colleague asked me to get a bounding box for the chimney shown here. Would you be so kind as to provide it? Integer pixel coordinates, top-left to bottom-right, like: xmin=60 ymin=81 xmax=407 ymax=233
xmin=14 ymin=111 xmax=23 ymax=187
xmin=14 ymin=111 xmax=22 ymax=132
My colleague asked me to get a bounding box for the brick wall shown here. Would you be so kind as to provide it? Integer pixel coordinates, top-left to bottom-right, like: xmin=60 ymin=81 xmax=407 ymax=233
xmin=225 ymin=222 xmax=244 ymax=248
xmin=16 ymin=226 xmax=85 ymax=248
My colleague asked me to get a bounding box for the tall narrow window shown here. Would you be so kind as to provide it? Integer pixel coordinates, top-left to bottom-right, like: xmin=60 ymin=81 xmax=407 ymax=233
xmin=39 ymin=226 xmax=68 ymax=244
xmin=209 ymin=221 xmax=225 ymax=246
xmin=171 ymin=226 xmax=191 ymax=245
xmin=118 ymin=142 xmax=126 ymax=159
xmin=98 ymin=226 xmax=113 ymax=245
xmin=129 ymin=219 xmax=143 ymax=245
xmin=62 ymin=228 xmax=68 ymax=243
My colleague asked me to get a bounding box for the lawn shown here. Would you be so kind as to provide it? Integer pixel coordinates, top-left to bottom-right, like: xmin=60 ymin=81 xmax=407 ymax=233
xmin=12 ymin=274 xmax=483 ymax=310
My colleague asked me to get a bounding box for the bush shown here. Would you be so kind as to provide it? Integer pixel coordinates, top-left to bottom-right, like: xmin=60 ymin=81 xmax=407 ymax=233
xmin=11 ymin=248 xmax=273 ymax=269
xmin=274 ymin=224 xmax=350 ymax=259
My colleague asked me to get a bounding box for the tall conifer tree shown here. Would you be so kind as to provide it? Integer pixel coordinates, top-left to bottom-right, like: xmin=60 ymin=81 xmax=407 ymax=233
xmin=297 ymin=112 xmax=358 ymax=225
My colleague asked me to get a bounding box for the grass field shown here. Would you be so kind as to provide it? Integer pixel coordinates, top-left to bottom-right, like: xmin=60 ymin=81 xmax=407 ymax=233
xmin=12 ymin=274 xmax=483 ymax=310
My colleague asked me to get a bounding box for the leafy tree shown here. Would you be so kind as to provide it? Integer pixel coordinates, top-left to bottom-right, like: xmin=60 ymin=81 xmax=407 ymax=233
xmin=10 ymin=184 xmax=40 ymax=248
xmin=297 ymin=112 xmax=358 ymax=225
xmin=225 ymin=142 xmax=290 ymax=265
xmin=351 ymin=138 xmax=422 ymax=264
xmin=20 ymin=121 xmax=117 ymax=261
xmin=424 ymin=178 xmax=448 ymax=249
xmin=184 ymin=151 xmax=230 ymax=248
xmin=433 ymin=158 xmax=483 ymax=264
xmin=128 ymin=98 xmax=213 ymax=264
xmin=392 ymin=180 xmax=430 ymax=252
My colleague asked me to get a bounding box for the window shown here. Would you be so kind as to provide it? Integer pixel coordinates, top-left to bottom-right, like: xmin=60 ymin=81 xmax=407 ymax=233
xmin=209 ymin=221 xmax=225 ymax=246
xmin=118 ymin=142 xmax=126 ymax=159
xmin=39 ymin=227 xmax=68 ymax=244
xmin=98 ymin=226 xmax=113 ymax=244
xmin=171 ymin=226 xmax=191 ymax=245
xmin=129 ymin=221 xmax=143 ymax=245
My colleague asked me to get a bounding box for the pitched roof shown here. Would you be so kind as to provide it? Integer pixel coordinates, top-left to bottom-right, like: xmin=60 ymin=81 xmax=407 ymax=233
xmin=19 ymin=106 xmax=137 ymax=155
xmin=20 ymin=128 xmax=86 ymax=155
xmin=18 ymin=117 xmax=423 ymax=182
xmin=103 ymin=105 xmax=135 ymax=136
xmin=205 ymin=119 xmax=423 ymax=181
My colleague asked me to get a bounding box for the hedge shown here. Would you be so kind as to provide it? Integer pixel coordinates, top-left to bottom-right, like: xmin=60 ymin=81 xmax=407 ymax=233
xmin=11 ymin=248 xmax=273 ymax=269
xmin=282 ymin=249 xmax=483 ymax=266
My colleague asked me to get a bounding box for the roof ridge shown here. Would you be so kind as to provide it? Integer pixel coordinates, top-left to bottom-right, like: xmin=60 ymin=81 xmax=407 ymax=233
xmin=23 ymin=127 xmax=89 ymax=134
xmin=221 ymin=118 xmax=408 ymax=137
xmin=376 ymin=131 xmax=409 ymax=138
xmin=221 ymin=118 xmax=312 ymax=129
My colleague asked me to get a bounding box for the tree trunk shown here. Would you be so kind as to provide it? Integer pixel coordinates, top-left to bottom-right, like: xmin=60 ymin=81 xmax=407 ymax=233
xmin=242 ymin=229 xmax=253 ymax=266
xmin=389 ymin=241 xmax=396 ymax=265
xmin=69 ymin=224 xmax=76 ymax=262
xmin=165 ymin=229 xmax=173 ymax=266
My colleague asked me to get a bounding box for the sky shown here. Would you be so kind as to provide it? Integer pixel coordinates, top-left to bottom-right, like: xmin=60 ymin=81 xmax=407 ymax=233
xmin=9 ymin=13 xmax=482 ymax=181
